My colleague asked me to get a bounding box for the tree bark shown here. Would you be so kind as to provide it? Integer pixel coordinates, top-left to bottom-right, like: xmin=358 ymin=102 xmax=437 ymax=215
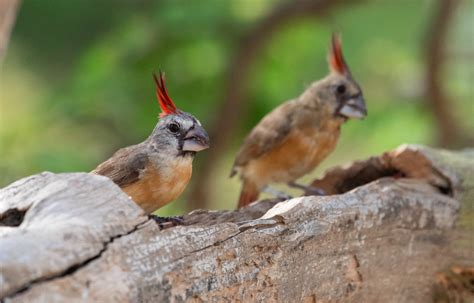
xmin=0 ymin=145 xmax=472 ymax=302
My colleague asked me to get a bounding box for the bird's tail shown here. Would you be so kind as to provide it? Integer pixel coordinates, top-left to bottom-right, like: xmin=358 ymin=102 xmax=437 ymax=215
xmin=237 ymin=180 xmax=259 ymax=209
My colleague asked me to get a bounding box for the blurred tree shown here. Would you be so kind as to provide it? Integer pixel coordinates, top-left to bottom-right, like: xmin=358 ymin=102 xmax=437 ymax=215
xmin=424 ymin=0 xmax=471 ymax=147
xmin=0 ymin=0 xmax=20 ymax=64
xmin=189 ymin=0 xmax=360 ymax=209
xmin=1 ymin=0 xmax=472 ymax=213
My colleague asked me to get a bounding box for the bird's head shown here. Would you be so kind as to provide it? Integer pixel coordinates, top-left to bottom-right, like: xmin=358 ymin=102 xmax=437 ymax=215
xmin=148 ymin=72 xmax=210 ymax=157
xmin=304 ymin=34 xmax=367 ymax=120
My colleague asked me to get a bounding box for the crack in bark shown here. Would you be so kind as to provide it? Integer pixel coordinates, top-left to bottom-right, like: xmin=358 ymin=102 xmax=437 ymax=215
xmin=0 ymin=208 xmax=27 ymax=227
xmin=165 ymin=186 xmax=451 ymax=269
xmin=168 ymin=219 xmax=286 ymax=266
xmin=188 ymin=230 xmax=242 ymax=256
xmin=4 ymin=218 xmax=149 ymax=300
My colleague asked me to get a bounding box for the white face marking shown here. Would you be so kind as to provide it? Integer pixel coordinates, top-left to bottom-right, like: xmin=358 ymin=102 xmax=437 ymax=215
xmin=173 ymin=116 xmax=195 ymax=130
xmin=196 ymin=119 xmax=202 ymax=126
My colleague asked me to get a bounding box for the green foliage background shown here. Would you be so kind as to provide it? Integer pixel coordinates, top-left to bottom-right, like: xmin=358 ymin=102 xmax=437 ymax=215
xmin=1 ymin=0 xmax=472 ymax=214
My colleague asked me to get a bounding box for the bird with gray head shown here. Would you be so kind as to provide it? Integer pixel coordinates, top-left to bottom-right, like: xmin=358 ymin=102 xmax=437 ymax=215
xmin=93 ymin=72 xmax=210 ymax=215
xmin=231 ymin=33 xmax=367 ymax=208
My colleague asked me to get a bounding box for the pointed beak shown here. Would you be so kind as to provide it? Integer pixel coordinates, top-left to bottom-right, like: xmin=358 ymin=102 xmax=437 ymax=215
xmin=182 ymin=125 xmax=210 ymax=152
xmin=339 ymin=94 xmax=367 ymax=119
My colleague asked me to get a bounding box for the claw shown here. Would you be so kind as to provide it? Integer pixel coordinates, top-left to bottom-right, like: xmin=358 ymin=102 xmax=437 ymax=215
xmin=305 ymin=186 xmax=325 ymax=196
xmin=262 ymin=186 xmax=293 ymax=200
xmin=149 ymin=215 xmax=184 ymax=230
xmin=288 ymin=181 xmax=325 ymax=196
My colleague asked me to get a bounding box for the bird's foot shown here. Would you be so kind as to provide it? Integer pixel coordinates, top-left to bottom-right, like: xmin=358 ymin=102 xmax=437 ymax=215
xmin=288 ymin=181 xmax=325 ymax=196
xmin=262 ymin=186 xmax=293 ymax=200
xmin=305 ymin=186 xmax=325 ymax=196
xmin=149 ymin=215 xmax=184 ymax=230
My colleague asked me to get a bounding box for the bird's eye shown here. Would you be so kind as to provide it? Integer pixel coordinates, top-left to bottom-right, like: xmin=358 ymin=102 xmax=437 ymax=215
xmin=167 ymin=123 xmax=180 ymax=133
xmin=336 ymin=84 xmax=346 ymax=94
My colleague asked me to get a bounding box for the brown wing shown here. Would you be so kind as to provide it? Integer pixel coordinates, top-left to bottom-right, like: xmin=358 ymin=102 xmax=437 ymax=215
xmin=230 ymin=101 xmax=296 ymax=176
xmin=92 ymin=144 xmax=149 ymax=188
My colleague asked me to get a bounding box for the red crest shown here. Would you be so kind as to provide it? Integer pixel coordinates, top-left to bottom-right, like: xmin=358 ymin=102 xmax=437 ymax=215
xmin=153 ymin=72 xmax=178 ymax=118
xmin=329 ymin=33 xmax=350 ymax=75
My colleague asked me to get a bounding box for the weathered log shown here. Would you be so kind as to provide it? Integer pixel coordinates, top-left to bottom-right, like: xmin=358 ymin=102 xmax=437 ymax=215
xmin=0 ymin=144 xmax=472 ymax=302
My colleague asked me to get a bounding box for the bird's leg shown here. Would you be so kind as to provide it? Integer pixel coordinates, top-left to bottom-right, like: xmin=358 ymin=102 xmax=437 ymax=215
xmin=149 ymin=215 xmax=184 ymax=230
xmin=262 ymin=185 xmax=293 ymax=200
xmin=287 ymin=181 xmax=325 ymax=196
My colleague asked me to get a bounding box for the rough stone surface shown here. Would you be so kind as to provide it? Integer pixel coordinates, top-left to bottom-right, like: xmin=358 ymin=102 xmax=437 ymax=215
xmin=0 ymin=145 xmax=471 ymax=302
